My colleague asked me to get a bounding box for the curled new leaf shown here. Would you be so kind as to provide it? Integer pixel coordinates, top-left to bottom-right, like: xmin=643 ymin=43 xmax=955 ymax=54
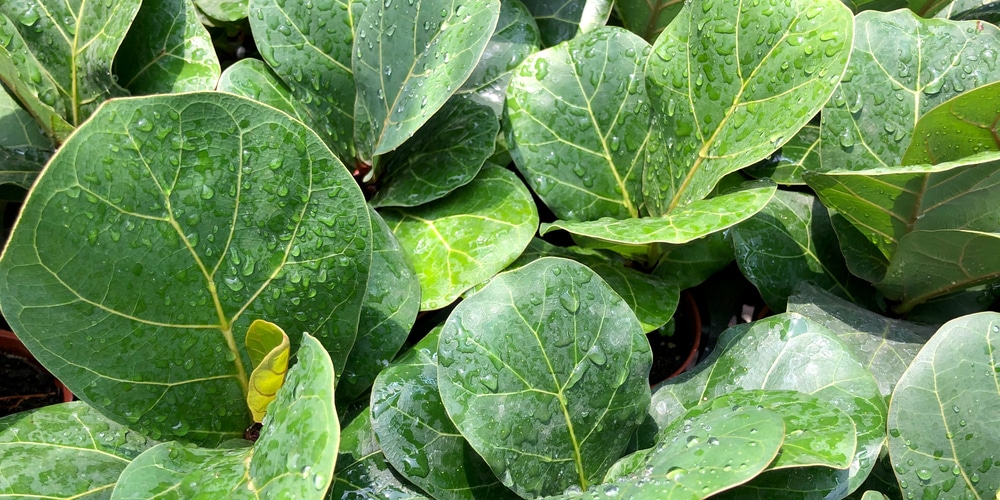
xmin=245 ymin=320 xmax=290 ymax=422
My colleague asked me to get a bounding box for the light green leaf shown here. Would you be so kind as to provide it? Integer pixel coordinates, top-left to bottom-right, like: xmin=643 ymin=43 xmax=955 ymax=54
xmin=337 ymin=207 xmax=419 ymax=406
xmin=437 ymin=257 xmax=652 ymax=497
xmin=902 ymin=80 xmax=1000 ymax=166
xmin=116 ymin=0 xmax=221 ymax=95
xmin=859 ymin=491 xmax=890 ymax=500
xmin=520 ymin=0 xmax=612 ymax=47
xmin=642 ymin=0 xmax=852 ymax=215
xmin=888 ymin=312 xmax=1000 ymax=500
xmin=371 ymin=97 xmax=499 ymax=208
xmin=194 ymin=0 xmax=247 ymax=22
xmin=0 ymin=401 xmax=156 ymax=498
xmin=507 ymin=27 xmax=649 ymax=221
xmin=819 ymin=10 xmax=1000 ymax=173
xmin=245 ymin=320 xmax=290 ymax=422
xmin=745 ymin=124 xmax=820 ymax=185
xmin=331 ymin=407 xmax=429 ymax=499
xmin=353 ymin=0 xmax=500 ymax=160
xmin=216 ymin=58 xmax=312 ymax=124
xmin=249 ymin=0 xmax=359 ymax=162
xmin=380 ymin=167 xmax=537 ymax=311
xmin=651 ymin=313 xmax=887 ymax=497
xmin=615 ymin=0 xmax=684 ymax=43
xmin=0 ymin=0 xmax=140 ymax=141
xmin=540 ymin=181 xmax=776 ymax=245
xmin=371 ymin=327 xmax=516 ymax=499
xmin=0 ymin=92 xmax=371 ymax=445
xmin=731 ymin=190 xmax=873 ymax=311
xmin=788 ymin=283 xmax=935 ymax=396
xmin=0 ymin=83 xmax=51 ymax=188
xmin=111 ymin=333 xmax=339 ymax=499
xmin=652 ymin=232 xmax=734 ymax=290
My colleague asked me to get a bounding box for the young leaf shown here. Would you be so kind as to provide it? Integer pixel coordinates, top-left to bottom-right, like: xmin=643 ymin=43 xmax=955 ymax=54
xmin=437 ymin=257 xmax=652 ymax=497
xmin=352 ymin=0 xmax=500 ymax=160
xmin=507 ymin=26 xmax=650 ymax=221
xmin=745 ymin=124 xmax=820 ymax=185
xmin=902 ymin=80 xmax=1000 ymax=166
xmin=819 ymin=11 xmax=1000 ymax=173
xmin=0 ymin=401 xmax=156 ymax=498
xmin=520 ymin=0 xmax=612 ymax=47
xmin=888 ymin=312 xmax=1000 ymax=500
xmin=332 ymin=406 xmax=429 ymax=499
xmin=116 ymin=0 xmax=221 ymax=95
xmin=641 ymin=0 xmax=852 ymax=215
xmin=111 ymin=333 xmax=339 ymax=498
xmin=216 ymin=58 xmax=313 ymax=124
xmin=380 ymin=167 xmax=538 ymax=311
xmin=245 ymin=320 xmax=290 ymax=422
xmin=0 ymin=93 xmax=371 ymax=445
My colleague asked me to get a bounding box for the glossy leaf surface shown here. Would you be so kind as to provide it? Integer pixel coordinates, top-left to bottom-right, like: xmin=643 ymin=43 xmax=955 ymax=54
xmin=641 ymin=0 xmax=852 ymax=215
xmin=0 ymin=93 xmax=371 ymax=445
xmin=745 ymin=124 xmax=820 ymax=185
xmin=194 ymin=0 xmax=247 ymax=23
xmin=437 ymin=257 xmax=652 ymax=497
xmin=116 ymin=0 xmax=220 ymax=95
xmin=381 ymin=167 xmax=537 ymax=311
xmin=902 ymin=80 xmax=1000 ymax=166
xmin=540 ymin=181 xmax=776 ymax=245
xmin=507 ymin=26 xmax=649 ymax=221
xmin=888 ymin=312 xmax=1000 ymax=500
xmin=216 ymin=58 xmax=312 ymax=124
xmin=520 ymin=0 xmax=612 ymax=47
xmin=245 ymin=320 xmax=290 ymax=422
xmin=111 ymin=333 xmax=339 ymax=498
xmin=0 ymin=401 xmax=155 ymax=498
xmin=829 ymin=210 xmax=889 ymax=284
xmin=820 ymin=10 xmax=1000 ymax=172
xmin=0 ymin=84 xmax=50 ymax=188
xmin=331 ymin=407 xmax=428 ymax=499
xmin=353 ymin=0 xmax=499 ymax=160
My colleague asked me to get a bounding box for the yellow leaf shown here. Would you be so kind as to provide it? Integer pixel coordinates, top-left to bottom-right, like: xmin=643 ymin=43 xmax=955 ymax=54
xmin=245 ymin=320 xmax=290 ymax=422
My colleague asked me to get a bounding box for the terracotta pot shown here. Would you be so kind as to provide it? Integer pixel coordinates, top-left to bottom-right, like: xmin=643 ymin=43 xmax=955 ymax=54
xmin=647 ymin=291 xmax=703 ymax=385
xmin=0 ymin=329 xmax=73 ymax=406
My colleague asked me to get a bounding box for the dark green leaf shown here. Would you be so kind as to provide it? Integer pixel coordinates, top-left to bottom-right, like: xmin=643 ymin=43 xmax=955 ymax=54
xmin=331 ymin=407 xmax=429 ymax=499
xmin=937 ymin=0 xmax=1000 ymax=21
xmin=653 ymin=232 xmax=734 ymax=290
xmin=507 ymin=26 xmax=650 ymax=221
xmin=520 ymin=0 xmax=612 ymax=47
xmin=0 ymin=93 xmax=371 ymax=445
xmin=829 ymin=209 xmax=889 ymax=284
xmin=353 ymin=0 xmax=499 ymax=160
xmin=819 ymin=10 xmax=1000 ymax=173
xmin=0 ymin=401 xmax=156 ymax=498
xmin=112 ymin=333 xmax=339 ymax=498
xmin=194 ymin=0 xmax=247 ymax=22
xmin=642 ymin=0 xmax=852 ymax=215
xmin=902 ymin=80 xmax=1000 ymax=166
xmin=745 ymin=124 xmax=820 ymax=185
xmin=0 ymin=84 xmax=50 ymax=188
xmin=116 ymin=0 xmax=220 ymax=95
xmin=381 ymin=167 xmax=538 ymax=311
xmin=372 ymin=97 xmax=499 ymax=208
xmin=888 ymin=312 xmax=1000 ymax=500
xmin=437 ymin=257 xmax=652 ymax=496
xmin=216 ymin=58 xmax=312 ymax=124
xmin=615 ymin=0 xmax=684 ymax=43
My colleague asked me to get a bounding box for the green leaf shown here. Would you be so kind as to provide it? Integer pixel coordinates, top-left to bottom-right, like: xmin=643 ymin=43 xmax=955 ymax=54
xmin=249 ymin=0 xmax=359 ymax=162
xmin=730 ymin=190 xmax=873 ymax=312
xmin=116 ymin=0 xmax=221 ymax=95
xmin=819 ymin=10 xmax=1000 ymax=172
xmin=216 ymin=58 xmax=313 ymax=124
xmin=540 ymin=181 xmax=776 ymax=245
xmin=371 ymin=327 xmax=516 ymax=499
xmin=788 ymin=283 xmax=935 ymax=396
xmin=651 ymin=313 xmax=887 ymax=497
xmin=520 ymin=0 xmax=612 ymax=47
xmin=371 ymin=97 xmax=499 ymax=208
xmin=641 ymin=0 xmax=852 ymax=215
xmin=829 ymin=209 xmax=889 ymax=284
xmin=0 ymin=401 xmax=156 ymax=498
xmin=0 ymin=83 xmax=51 ymax=188
xmin=245 ymin=320 xmax=290 ymax=422
xmin=0 ymin=92 xmax=371 ymax=445
xmin=902 ymin=81 xmax=1000 ymax=166
xmin=935 ymin=0 xmax=1000 ymax=21
xmin=615 ymin=0 xmax=684 ymax=43
xmin=353 ymin=0 xmax=500 ymax=160
xmin=745 ymin=124 xmax=820 ymax=185
xmin=331 ymin=407 xmax=429 ymax=499
xmin=111 ymin=333 xmax=339 ymax=498
xmin=507 ymin=26 xmax=649 ymax=221
xmin=380 ymin=167 xmax=538 ymax=311
xmin=653 ymin=232 xmax=734 ymax=291
xmin=609 ymin=404 xmax=786 ymax=497
xmin=888 ymin=312 xmax=1000 ymax=500
xmin=0 ymin=0 xmax=140 ymax=141
xmin=194 ymin=0 xmax=247 ymax=22
xmin=337 ymin=207 xmax=419 ymax=406
xmin=437 ymin=257 xmax=652 ymax=496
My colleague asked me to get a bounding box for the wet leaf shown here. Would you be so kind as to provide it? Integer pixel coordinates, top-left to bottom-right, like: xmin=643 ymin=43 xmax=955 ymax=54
xmin=0 ymin=0 xmax=140 ymax=141
xmin=380 ymin=167 xmax=537 ymax=311
xmin=731 ymin=190 xmax=873 ymax=312
xmin=936 ymin=0 xmax=1000 ymax=21
xmin=371 ymin=327 xmax=516 ymax=499
xmin=216 ymin=58 xmax=312 ymax=124
xmin=245 ymin=320 xmax=290 ymax=422
xmin=819 ymin=10 xmax=1000 ymax=173
xmin=0 ymin=93 xmax=371 ymax=445
xmin=653 ymin=232 xmax=734 ymax=290
xmin=520 ymin=0 xmax=612 ymax=47
xmin=372 ymin=97 xmax=498 ymax=208
xmin=888 ymin=312 xmax=1000 ymax=500
xmin=829 ymin=210 xmax=889 ymax=284
xmin=437 ymin=257 xmax=652 ymax=497
xmin=194 ymin=0 xmax=247 ymax=22
xmin=353 ymin=0 xmax=499 ymax=160
xmin=111 ymin=333 xmax=339 ymax=499
xmin=0 ymin=401 xmax=156 ymax=498
xmin=642 ymin=0 xmax=852 ymax=215
xmin=902 ymin=80 xmax=1000 ymax=166
xmin=0 ymin=84 xmax=50 ymax=188
xmin=116 ymin=0 xmax=220 ymax=95
xmin=615 ymin=0 xmax=684 ymax=43
xmin=745 ymin=124 xmax=820 ymax=185
xmin=540 ymin=181 xmax=776 ymax=245
xmin=331 ymin=407 xmax=429 ymax=499
xmin=507 ymin=26 xmax=650 ymax=221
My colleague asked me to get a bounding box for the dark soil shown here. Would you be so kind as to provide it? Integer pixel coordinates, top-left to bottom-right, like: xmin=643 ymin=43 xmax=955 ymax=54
xmin=647 ymin=293 xmax=701 ymax=385
xmin=0 ymin=352 xmax=63 ymax=418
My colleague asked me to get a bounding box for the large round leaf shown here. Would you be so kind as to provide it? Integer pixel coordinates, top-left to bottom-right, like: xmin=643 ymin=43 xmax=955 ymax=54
xmin=0 ymin=92 xmax=371 ymax=445
xmin=332 ymin=406 xmax=429 ymax=499
xmin=903 ymin=81 xmax=1000 ymax=166
xmin=217 ymin=58 xmax=313 ymax=125
xmin=888 ymin=312 xmax=1000 ymax=499
xmin=437 ymin=257 xmax=652 ymax=497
